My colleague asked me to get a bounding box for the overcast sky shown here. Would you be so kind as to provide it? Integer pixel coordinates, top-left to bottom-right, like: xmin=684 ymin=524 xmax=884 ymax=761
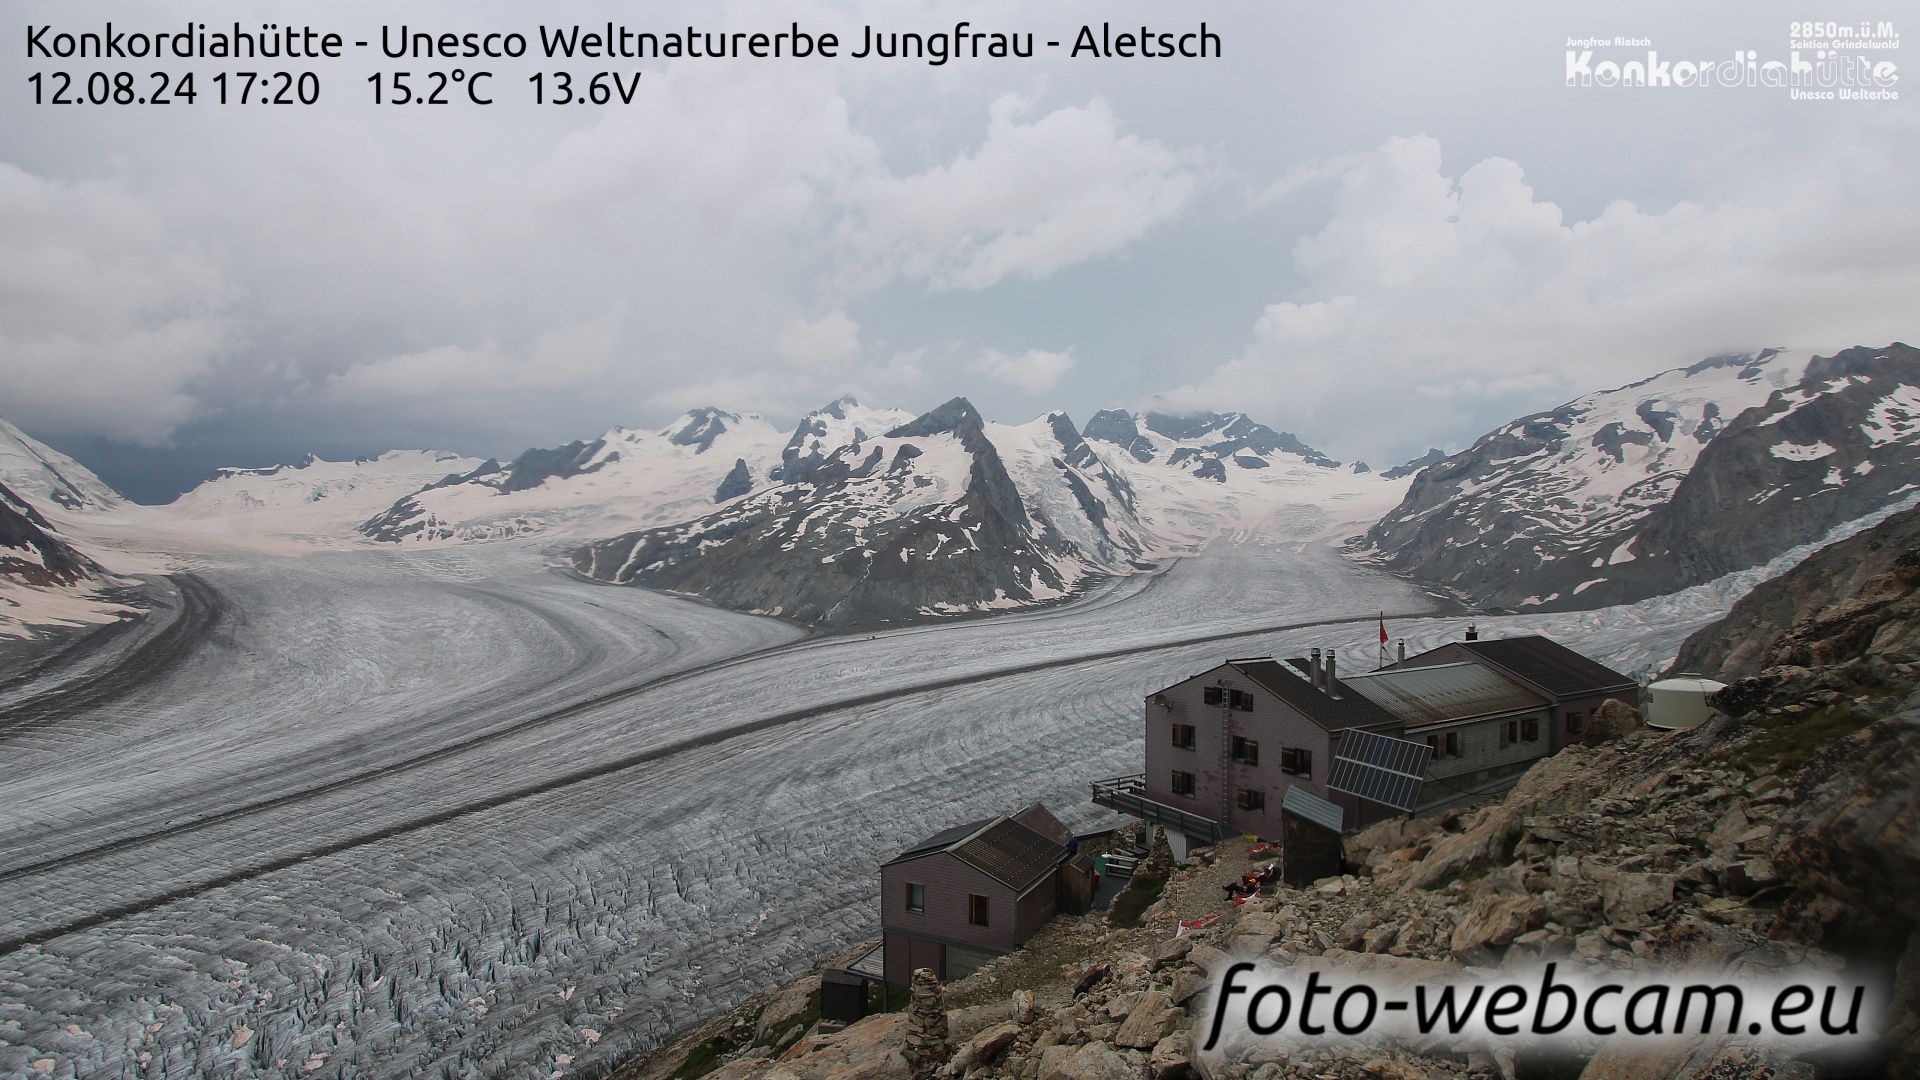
xmin=5 ymin=0 xmax=1916 ymax=500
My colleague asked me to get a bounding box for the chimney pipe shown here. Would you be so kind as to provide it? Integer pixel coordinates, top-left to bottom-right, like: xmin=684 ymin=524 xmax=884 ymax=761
xmin=1309 ymin=647 xmax=1323 ymax=689
xmin=1398 ymin=639 xmax=1406 ymax=662
xmin=1324 ymin=648 xmax=1338 ymax=694
xmin=1466 ymin=624 xmax=1479 ymax=641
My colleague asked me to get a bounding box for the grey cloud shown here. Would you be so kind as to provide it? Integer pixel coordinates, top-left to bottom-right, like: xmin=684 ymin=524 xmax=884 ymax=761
xmin=1 ymin=0 xmax=1913 ymax=493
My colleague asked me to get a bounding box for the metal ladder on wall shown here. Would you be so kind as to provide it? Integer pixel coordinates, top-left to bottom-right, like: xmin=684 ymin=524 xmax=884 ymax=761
xmin=1217 ymin=696 xmax=1235 ymax=825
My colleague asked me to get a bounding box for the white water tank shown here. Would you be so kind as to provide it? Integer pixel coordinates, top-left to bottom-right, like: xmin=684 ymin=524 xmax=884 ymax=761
xmin=1645 ymin=675 xmax=1726 ymax=731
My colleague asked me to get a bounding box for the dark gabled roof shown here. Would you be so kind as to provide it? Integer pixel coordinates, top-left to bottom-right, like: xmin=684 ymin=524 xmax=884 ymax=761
xmin=884 ymin=815 xmax=1067 ymax=893
xmin=1340 ymin=661 xmax=1549 ymax=728
xmin=1011 ymin=802 xmax=1071 ymax=846
xmin=1454 ymin=636 xmax=1637 ymax=699
xmin=890 ymin=818 xmax=994 ymax=863
xmin=1230 ymin=658 xmax=1403 ymax=733
xmin=952 ymin=818 xmax=1067 ymax=892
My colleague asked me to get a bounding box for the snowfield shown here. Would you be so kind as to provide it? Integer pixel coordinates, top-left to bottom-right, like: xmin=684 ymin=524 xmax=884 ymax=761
xmin=0 ymin=489 xmax=1868 ymax=1078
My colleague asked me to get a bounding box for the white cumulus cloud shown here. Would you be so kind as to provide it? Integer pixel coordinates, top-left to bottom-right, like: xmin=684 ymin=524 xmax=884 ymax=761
xmin=1169 ymin=122 xmax=1920 ymax=463
xmin=969 ymin=347 xmax=1076 ymax=395
xmin=838 ymin=94 xmax=1198 ymax=291
xmin=777 ymin=311 xmax=862 ymax=370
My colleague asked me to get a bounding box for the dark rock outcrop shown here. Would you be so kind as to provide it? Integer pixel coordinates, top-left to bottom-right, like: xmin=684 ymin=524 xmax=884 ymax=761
xmin=0 ymin=482 xmax=97 ymax=587
xmin=499 ymin=439 xmax=613 ymax=493
xmin=1083 ymin=409 xmax=1339 ymax=480
xmin=1083 ymin=410 xmax=1155 ymax=463
xmin=668 ymin=408 xmax=743 ymax=453
xmin=1380 ymin=448 xmax=1445 ymax=480
xmin=714 ymin=458 xmax=755 ymax=503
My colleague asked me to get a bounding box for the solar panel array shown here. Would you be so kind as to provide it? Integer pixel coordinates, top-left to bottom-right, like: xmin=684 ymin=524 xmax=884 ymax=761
xmin=1326 ymin=728 xmax=1433 ymax=812
xmin=1281 ymin=784 xmax=1346 ymax=833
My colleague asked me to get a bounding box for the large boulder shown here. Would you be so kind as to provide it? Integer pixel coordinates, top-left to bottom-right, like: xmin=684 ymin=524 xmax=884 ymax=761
xmin=1598 ymin=871 xmax=1676 ymax=928
xmin=1037 ymin=1043 xmax=1141 ymax=1080
xmin=1448 ymin=895 xmax=1546 ymax=961
xmin=1112 ymin=991 xmax=1179 ymax=1049
xmin=755 ymin=975 xmax=822 ymax=1045
xmin=1146 ymin=1032 xmax=1192 ymax=1080
xmin=943 ymin=1022 xmax=1020 ymax=1076
xmin=1583 ymin=698 xmax=1643 ymax=745
xmin=768 ymin=1013 xmax=911 ymax=1080
xmin=1343 ymin=814 xmax=1441 ymax=870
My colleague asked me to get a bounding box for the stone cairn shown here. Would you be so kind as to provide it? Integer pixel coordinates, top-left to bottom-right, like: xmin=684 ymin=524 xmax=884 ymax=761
xmin=903 ymin=967 xmax=952 ymax=1078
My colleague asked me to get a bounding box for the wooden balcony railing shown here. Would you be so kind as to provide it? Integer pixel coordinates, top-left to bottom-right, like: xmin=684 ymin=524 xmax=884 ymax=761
xmin=1089 ymin=773 xmax=1231 ymax=844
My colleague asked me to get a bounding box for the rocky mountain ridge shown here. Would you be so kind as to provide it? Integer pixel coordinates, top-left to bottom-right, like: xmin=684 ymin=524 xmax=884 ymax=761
xmin=569 ymin=398 xmax=1148 ymax=630
xmin=0 ymin=395 xmax=1390 ymax=637
xmin=1359 ymin=343 xmax=1920 ymax=613
xmin=0 ymin=482 xmax=98 ymax=589
xmin=563 ymin=394 xmax=1395 ymax=630
xmin=1082 ymin=411 xmax=1341 ymax=478
xmin=0 ymin=423 xmax=134 ymax=638
xmin=357 ymin=408 xmax=785 ymax=544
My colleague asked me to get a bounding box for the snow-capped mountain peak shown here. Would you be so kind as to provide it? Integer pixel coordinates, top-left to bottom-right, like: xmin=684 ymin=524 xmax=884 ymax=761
xmin=664 ymin=407 xmax=757 ymax=453
xmin=571 ymin=396 xmax=1132 ymax=628
xmin=0 ymin=418 xmax=125 ymax=515
xmin=358 ymin=409 xmax=788 ymax=544
xmin=565 ymin=395 xmax=1420 ymax=629
xmin=771 ymin=396 xmax=915 ymax=483
xmin=157 ymin=450 xmax=488 ymax=536
xmin=1084 ymin=408 xmax=1341 ymax=478
xmin=1360 ymin=344 xmax=1920 ymax=612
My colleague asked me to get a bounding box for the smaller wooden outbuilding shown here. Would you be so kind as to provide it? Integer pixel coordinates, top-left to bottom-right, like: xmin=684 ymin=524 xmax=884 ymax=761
xmin=879 ymin=804 xmax=1071 ymax=984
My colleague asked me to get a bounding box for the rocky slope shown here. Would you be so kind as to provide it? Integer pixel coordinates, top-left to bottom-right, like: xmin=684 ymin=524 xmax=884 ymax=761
xmin=0 ymin=482 xmax=98 ymax=588
xmin=613 ymin=536 xmax=1920 ymax=1080
xmin=1668 ymin=504 xmax=1920 ymax=681
xmin=1586 ymin=344 xmax=1920 ymax=608
xmin=0 ymin=421 xmax=142 ymax=639
xmin=569 ymin=399 xmax=1147 ymax=630
xmin=1359 ymin=344 xmax=1920 ymax=612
